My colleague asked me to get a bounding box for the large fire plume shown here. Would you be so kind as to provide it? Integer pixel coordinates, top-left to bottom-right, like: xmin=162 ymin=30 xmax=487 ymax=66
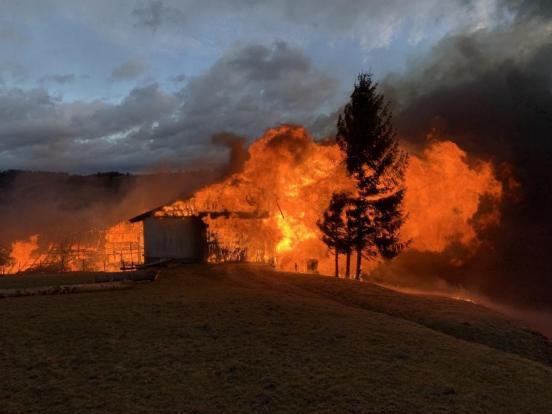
xmin=156 ymin=125 xmax=503 ymax=274
xmin=3 ymin=125 xmax=503 ymax=276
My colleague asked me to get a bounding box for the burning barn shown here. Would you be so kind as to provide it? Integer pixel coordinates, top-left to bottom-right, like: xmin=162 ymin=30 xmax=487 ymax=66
xmin=130 ymin=209 xmax=207 ymax=264
xmin=129 ymin=202 xmax=269 ymax=265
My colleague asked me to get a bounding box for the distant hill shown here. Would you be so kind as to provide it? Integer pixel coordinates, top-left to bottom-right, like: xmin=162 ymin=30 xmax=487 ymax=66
xmin=1 ymin=264 xmax=551 ymax=413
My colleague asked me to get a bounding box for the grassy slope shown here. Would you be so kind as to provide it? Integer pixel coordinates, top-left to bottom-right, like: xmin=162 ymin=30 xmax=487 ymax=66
xmin=0 ymin=264 xmax=551 ymax=413
xmin=0 ymin=272 xmax=112 ymax=289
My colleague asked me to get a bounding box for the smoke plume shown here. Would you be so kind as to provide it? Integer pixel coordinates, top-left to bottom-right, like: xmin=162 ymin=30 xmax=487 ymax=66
xmin=378 ymin=0 xmax=552 ymax=308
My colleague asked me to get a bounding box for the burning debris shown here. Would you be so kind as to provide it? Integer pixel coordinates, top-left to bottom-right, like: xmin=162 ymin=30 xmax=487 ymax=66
xmin=130 ymin=204 xmax=269 ymax=264
xmin=2 ymin=222 xmax=143 ymax=274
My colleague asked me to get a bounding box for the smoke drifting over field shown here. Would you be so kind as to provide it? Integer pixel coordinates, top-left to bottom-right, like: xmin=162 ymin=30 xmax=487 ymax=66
xmin=0 ymin=169 xmax=220 ymax=251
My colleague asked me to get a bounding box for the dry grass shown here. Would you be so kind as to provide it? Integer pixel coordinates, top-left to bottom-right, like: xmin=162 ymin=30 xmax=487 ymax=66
xmin=0 ymin=272 xmax=115 ymax=289
xmin=1 ymin=264 xmax=551 ymax=413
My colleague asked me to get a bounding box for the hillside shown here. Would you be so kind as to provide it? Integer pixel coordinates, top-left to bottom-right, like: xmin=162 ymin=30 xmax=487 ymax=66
xmin=1 ymin=264 xmax=551 ymax=413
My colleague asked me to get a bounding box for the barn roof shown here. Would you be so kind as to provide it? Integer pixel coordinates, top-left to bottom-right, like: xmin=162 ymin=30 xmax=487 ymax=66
xmin=129 ymin=203 xmax=268 ymax=223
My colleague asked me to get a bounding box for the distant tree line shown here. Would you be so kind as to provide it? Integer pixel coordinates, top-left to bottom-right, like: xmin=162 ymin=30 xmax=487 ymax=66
xmin=318 ymin=73 xmax=408 ymax=279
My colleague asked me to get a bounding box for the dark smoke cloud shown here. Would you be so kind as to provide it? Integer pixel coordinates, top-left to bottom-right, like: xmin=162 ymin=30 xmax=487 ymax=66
xmin=210 ymin=132 xmax=249 ymax=176
xmin=499 ymin=0 xmax=552 ymax=20
xmin=379 ymin=0 xmax=552 ymax=308
xmin=0 ymin=169 xmax=219 ymax=251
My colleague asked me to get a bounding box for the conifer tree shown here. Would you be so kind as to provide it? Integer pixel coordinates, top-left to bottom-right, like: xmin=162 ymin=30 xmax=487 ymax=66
xmin=336 ymin=73 xmax=408 ymax=279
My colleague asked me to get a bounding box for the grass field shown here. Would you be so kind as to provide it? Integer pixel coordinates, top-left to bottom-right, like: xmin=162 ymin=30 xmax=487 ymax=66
xmin=1 ymin=264 xmax=551 ymax=413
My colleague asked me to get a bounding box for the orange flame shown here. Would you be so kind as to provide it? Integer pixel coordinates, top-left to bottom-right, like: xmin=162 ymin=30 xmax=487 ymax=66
xmin=403 ymin=140 xmax=502 ymax=252
xmin=9 ymin=235 xmax=41 ymax=272
xmin=158 ymin=125 xmax=503 ymax=274
xmin=6 ymin=222 xmax=143 ymax=274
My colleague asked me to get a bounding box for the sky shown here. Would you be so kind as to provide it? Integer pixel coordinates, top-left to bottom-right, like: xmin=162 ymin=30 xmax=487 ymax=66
xmin=0 ymin=0 xmax=547 ymax=172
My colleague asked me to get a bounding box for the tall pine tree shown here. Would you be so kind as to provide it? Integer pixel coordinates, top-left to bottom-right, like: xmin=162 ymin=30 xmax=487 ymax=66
xmin=336 ymin=73 xmax=408 ymax=279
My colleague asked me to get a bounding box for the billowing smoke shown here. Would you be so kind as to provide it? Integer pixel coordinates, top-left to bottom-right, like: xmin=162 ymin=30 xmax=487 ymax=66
xmin=210 ymin=132 xmax=250 ymax=176
xmin=377 ymin=0 xmax=552 ymax=308
xmin=0 ymin=170 xmax=217 ymax=250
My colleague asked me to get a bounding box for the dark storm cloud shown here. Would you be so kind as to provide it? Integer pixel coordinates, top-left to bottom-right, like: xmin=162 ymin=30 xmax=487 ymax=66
xmin=130 ymin=41 xmax=337 ymax=151
xmin=0 ymin=84 xmax=177 ymax=171
xmin=499 ymin=0 xmax=552 ymax=19
xmin=379 ymin=0 xmax=552 ymax=307
xmin=39 ymin=74 xmax=77 ymax=84
xmin=178 ymin=41 xmax=337 ymax=130
xmin=110 ymin=58 xmax=149 ymax=81
xmin=0 ymin=88 xmax=73 ymax=152
xmin=0 ymin=42 xmax=337 ymax=172
xmin=74 ymin=83 xmax=176 ymax=139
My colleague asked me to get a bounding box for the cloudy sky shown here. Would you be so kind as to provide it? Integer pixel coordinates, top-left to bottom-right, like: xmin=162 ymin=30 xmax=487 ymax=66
xmin=0 ymin=0 xmax=549 ymax=172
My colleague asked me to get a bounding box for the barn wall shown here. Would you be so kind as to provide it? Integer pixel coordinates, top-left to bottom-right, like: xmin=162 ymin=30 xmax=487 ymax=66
xmin=143 ymin=217 xmax=207 ymax=263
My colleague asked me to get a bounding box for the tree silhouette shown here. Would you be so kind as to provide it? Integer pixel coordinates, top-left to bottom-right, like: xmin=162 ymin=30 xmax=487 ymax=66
xmin=341 ymin=197 xmax=359 ymax=279
xmin=317 ymin=192 xmax=349 ymax=277
xmin=336 ymin=73 xmax=408 ymax=279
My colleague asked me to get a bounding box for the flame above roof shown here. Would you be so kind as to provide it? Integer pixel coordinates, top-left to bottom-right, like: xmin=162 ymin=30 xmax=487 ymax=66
xmin=129 ymin=202 xmax=268 ymax=223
